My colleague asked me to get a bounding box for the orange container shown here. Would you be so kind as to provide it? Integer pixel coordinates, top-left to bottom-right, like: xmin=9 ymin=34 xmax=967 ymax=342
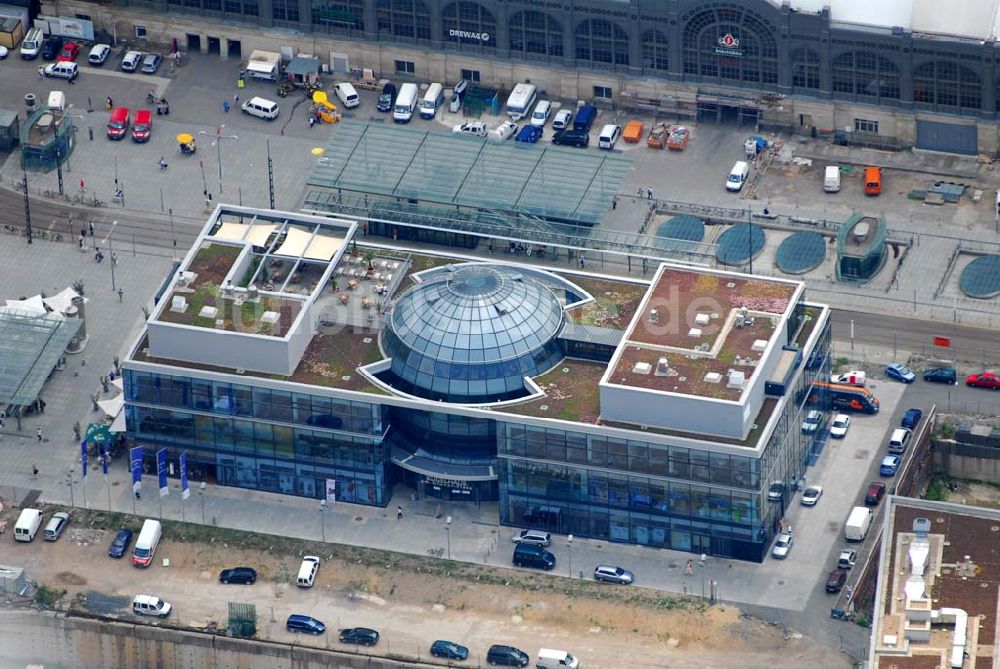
xmin=623 ymin=120 xmax=644 ymax=143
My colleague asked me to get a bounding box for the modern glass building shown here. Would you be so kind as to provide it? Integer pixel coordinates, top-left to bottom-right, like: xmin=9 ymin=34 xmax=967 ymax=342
xmin=124 ymin=206 xmax=833 ymax=561
xmin=60 ymin=0 xmax=1000 ymax=153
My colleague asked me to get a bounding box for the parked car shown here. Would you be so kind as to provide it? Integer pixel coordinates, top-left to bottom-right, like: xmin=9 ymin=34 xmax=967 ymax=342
xmin=837 ymin=548 xmax=858 ymax=570
xmin=825 ymin=568 xmax=847 ymax=593
xmin=88 ymin=43 xmax=111 ymax=66
xmin=515 ymin=124 xmax=543 ymax=143
xmin=901 ymin=408 xmax=923 ymax=430
xmin=107 ymin=528 xmax=133 ymax=558
xmin=801 ymin=410 xmax=823 ymax=434
xmin=771 ymin=532 xmax=793 ymax=559
xmin=830 ymin=370 xmax=866 ymax=387
xmin=140 ymin=52 xmax=162 ymax=74
xmin=0 ymin=46 xmax=7 ymax=59
xmin=966 ymin=372 xmax=1000 ymax=389
xmin=800 ymin=486 xmax=823 ymax=506
xmin=121 ymin=50 xmax=142 ymax=72
xmin=486 ymin=644 xmax=530 ymax=667
xmin=880 ymin=455 xmax=901 ymax=476
xmin=430 ymin=640 xmax=469 ymax=660
xmin=57 ymin=42 xmax=80 ymax=62
xmin=767 ymin=481 xmax=785 ymax=501
xmin=339 ymin=627 xmax=379 ymax=646
xmin=452 ymin=121 xmax=487 ymax=137
xmin=551 ymin=109 xmax=572 ymax=131
xmin=511 ymin=529 xmax=551 ymax=546
xmin=887 ymin=428 xmax=911 ymax=454
xmin=593 ymin=564 xmax=634 ymax=584
xmin=43 ymin=512 xmax=70 ymax=541
xmin=551 ymin=129 xmax=590 ymax=147
xmin=376 ymin=82 xmax=397 ymax=113
xmin=829 ymin=414 xmax=851 ymax=439
xmin=43 ymin=61 xmax=78 ymax=80
xmin=923 ymin=367 xmax=957 ymax=384
xmin=490 ymin=120 xmax=518 ymax=141
xmin=286 ymin=614 xmax=325 ymax=635
xmin=41 ymin=36 xmax=64 ymax=60
xmin=219 ymin=567 xmax=257 ymax=584
xmin=885 ymin=362 xmax=916 ymax=383
xmin=865 ymin=482 xmax=886 ymax=506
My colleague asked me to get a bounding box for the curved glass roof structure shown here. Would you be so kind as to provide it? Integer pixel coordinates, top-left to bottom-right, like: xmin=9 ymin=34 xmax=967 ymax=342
xmin=382 ymin=264 xmax=565 ymax=403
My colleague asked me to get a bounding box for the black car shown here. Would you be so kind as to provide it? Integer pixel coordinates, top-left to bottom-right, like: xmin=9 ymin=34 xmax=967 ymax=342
xmin=108 ymin=528 xmax=133 ymax=558
xmin=551 ymin=129 xmax=590 ymax=148
xmin=924 ymin=367 xmax=957 ymax=384
xmin=41 ymin=36 xmax=64 ymax=61
xmin=286 ymin=614 xmax=325 ymax=634
xmin=377 ymin=83 xmax=397 ymax=112
xmin=486 ymin=644 xmax=529 ymax=667
xmin=219 ymin=567 xmax=257 ymax=584
xmin=430 ymin=639 xmax=469 ymax=660
xmin=339 ymin=627 xmax=379 ymax=646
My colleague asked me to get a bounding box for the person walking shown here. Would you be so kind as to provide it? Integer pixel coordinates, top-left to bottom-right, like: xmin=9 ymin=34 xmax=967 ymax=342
xmin=117 ymin=288 xmax=124 ymax=302
xmin=579 ymin=252 xmax=586 ymax=269
xmin=106 ymin=96 xmax=113 ymax=110
xmin=31 ymin=465 xmax=38 ymax=479
xmin=233 ymin=94 xmax=240 ymax=105
xmin=647 ymin=186 xmax=653 ymax=200
xmin=88 ymin=221 xmax=95 ymax=236
xmin=686 ymin=559 xmax=694 ymax=575
xmin=35 ymin=427 xmax=43 ymax=442
xmin=396 ymin=505 xmax=403 ymax=520
xmin=78 ymin=233 xmax=85 ymax=249
xmin=37 ymin=66 xmax=45 ymax=79
xmin=159 ymin=157 xmax=168 ymax=171
xmin=223 ymin=100 xmax=230 ymax=113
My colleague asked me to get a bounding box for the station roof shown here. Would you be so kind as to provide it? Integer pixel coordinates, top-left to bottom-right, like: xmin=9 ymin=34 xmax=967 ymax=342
xmin=0 ymin=308 xmax=82 ymax=407
xmin=788 ymin=0 xmax=1000 ymax=42
xmin=305 ymin=120 xmax=632 ymax=226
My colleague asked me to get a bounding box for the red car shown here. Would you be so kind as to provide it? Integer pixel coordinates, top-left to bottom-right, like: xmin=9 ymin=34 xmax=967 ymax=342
xmin=57 ymin=42 xmax=80 ymax=62
xmin=966 ymin=372 xmax=1000 ymax=389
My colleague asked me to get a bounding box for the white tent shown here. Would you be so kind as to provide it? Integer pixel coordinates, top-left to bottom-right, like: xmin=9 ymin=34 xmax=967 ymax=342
xmin=96 ymin=395 xmax=124 ymax=419
xmin=4 ymin=295 xmax=46 ymax=315
xmin=43 ymin=286 xmax=88 ymax=314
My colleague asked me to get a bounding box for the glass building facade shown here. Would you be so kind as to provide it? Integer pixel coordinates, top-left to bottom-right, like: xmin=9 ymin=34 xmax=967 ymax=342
xmin=124 ymin=370 xmax=389 ymax=505
xmin=497 ymin=319 xmax=832 ymax=562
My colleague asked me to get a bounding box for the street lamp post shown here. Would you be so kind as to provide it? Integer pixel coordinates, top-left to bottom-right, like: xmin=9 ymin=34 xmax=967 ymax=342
xmin=319 ymin=500 xmax=328 ymax=542
xmin=108 ymin=220 xmax=118 ymax=291
xmin=66 ymin=468 xmax=75 ymax=507
xmin=444 ymin=515 xmax=452 ymax=559
xmin=567 ymin=534 xmax=574 ymax=578
xmin=199 ymin=481 xmax=207 ymax=524
xmin=22 ymin=166 xmax=32 ymax=244
xmin=699 ymin=552 xmax=707 ymax=598
xmin=198 ymin=126 xmax=238 ymax=194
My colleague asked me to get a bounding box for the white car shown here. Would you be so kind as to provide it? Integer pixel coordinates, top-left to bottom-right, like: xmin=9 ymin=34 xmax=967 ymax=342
xmin=552 ymin=109 xmax=572 ymax=130
xmin=452 ymin=121 xmax=488 ymax=137
xmin=829 ymin=414 xmax=851 ymax=438
xmin=0 ymin=45 xmax=8 ymax=59
xmin=800 ymin=485 xmax=823 ymax=506
xmin=489 ymin=120 xmax=518 ymax=141
xmin=771 ymin=532 xmax=793 ymax=559
xmin=837 ymin=548 xmax=858 ymax=569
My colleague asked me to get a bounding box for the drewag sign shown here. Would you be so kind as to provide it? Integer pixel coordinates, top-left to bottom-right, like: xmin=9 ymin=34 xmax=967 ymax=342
xmin=449 ymin=29 xmax=490 ymax=43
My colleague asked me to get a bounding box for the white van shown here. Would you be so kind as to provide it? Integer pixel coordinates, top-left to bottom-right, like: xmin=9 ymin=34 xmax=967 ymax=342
xmin=420 ymin=82 xmax=444 ymax=119
xmin=824 ymin=165 xmax=841 ymax=193
xmin=505 ymin=83 xmax=537 ymax=121
xmin=393 ymin=83 xmax=419 ymax=123
xmin=132 ymin=594 xmax=172 ymax=617
xmin=132 ymin=519 xmax=162 ymax=568
xmin=530 ymin=100 xmax=551 ymax=127
xmin=297 ymin=555 xmax=320 ymax=587
xmin=88 ymin=44 xmax=111 ymax=66
xmin=334 ymin=82 xmax=360 ymax=109
xmin=726 ymin=160 xmax=750 ymax=192
xmin=43 ymin=62 xmax=78 ymax=81
xmin=20 ymin=27 xmax=44 ymax=59
xmin=537 ymin=648 xmax=579 ymax=669
xmin=121 ymin=50 xmax=143 ymax=72
xmin=598 ymin=124 xmax=622 ymax=150
xmin=14 ymin=508 xmax=43 ymax=542
xmin=241 ymin=96 xmax=280 ymax=120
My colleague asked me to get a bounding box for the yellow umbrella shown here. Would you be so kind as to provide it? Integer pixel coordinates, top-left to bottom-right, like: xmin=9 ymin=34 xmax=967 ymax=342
xmin=311 ymin=147 xmax=325 ymax=156
xmin=312 ymin=90 xmax=328 ymax=104
xmin=176 ymin=133 xmax=194 ymax=144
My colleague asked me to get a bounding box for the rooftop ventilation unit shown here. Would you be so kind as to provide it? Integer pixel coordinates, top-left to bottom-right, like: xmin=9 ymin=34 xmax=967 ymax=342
xmin=177 ymin=271 xmax=196 ymax=287
xmin=694 ymin=313 xmax=710 ymax=326
xmin=704 ymin=372 xmax=722 ymax=384
xmin=688 ymin=327 xmax=702 ymax=338
xmin=654 ymin=357 xmax=670 ymax=376
xmin=649 ymin=309 xmax=659 ymax=324
xmin=752 ymin=339 xmax=768 ymax=352
xmin=632 ymin=361 xmax=652 ymax=375
xmin=913 ymin=517 xmax=931 ymax=538
xmin=727 ymin=369 xmax=746 ymax=390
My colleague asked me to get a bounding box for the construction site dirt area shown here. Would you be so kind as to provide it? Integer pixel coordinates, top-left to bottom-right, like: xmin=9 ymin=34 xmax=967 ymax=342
xmin=0 ymin=507 xmax=849 ymax=668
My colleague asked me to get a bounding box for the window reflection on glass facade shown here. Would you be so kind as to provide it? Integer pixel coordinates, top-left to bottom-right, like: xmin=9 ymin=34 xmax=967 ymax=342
xmin=125 ymin=370 xmax=387 ymax=506
xmin=682 ymin=7 xmax=778 ymax=85
xmin=498 ymin=317 xmax=832 ymax=562
xmin=574 ymin=19 xmax=629 ymax=67
xmin=508 ymin=10 xmax=563 ymax=59
xmin=376 ymin=0 xmax=431 ymax=41
xmin=913 ymin=61 xmax=981 ymax=111
xmin=831 ymin=51 xmax=900 ymax=102
xmin=442 ymin=1 xmax=496 ymax=49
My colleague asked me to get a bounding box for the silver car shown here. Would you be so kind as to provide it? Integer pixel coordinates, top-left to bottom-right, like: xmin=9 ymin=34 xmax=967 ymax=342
xmin=141 ymin=52 xmax=162 ymax=74
xmin=511 ymin=529 xmax=551 ymax=546
xmin=594 ymin=564 xmax=634 ymax=584
xmin=771 ymin=531 xmax=793 ymax=559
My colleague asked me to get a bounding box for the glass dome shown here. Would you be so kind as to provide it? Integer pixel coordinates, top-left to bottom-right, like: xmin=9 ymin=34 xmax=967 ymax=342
xmin=382 ymin=264 xmax=565 ymax=402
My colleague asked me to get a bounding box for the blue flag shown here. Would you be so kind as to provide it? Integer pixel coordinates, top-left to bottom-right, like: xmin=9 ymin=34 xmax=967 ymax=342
xmin=80 ymin=439 xmax=88 ymax=480
xmin=130 ymin=446 xmax=143 ymax=496
xmin=180 ymin=451 xmax=190 ymax=500
xmin=157 ymin=448 xmax=169 ymax=497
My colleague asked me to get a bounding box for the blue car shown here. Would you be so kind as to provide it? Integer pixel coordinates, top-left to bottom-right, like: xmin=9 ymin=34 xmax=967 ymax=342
xmin=108 ymin=528 xmax=133 ymax=558
xmin=515 ymin=125 xmax=543 ymax=143
xmin=901 ymin=408 xmax=923 ymax=430
xmin=430 ymin=640 xmax=470 ymax=660
xmin=885 ymin=363 xmax=916 ymax=383
xmin=880 ymin=455 xmax=901 ymax=476
xmin=286 ymin=614 xmax=326 ymax=635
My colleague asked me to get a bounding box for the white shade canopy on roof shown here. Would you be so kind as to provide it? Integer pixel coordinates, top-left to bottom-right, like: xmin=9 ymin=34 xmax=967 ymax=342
xmin=4 ymin=296 xmax=46 ymax=315
xmin=97 ymin=395 xmax=124 ymax=418
xmin=43 ymin=286 xmax=87 ymax=315
xmin=211 ymin=221 xmax=278 ymax=248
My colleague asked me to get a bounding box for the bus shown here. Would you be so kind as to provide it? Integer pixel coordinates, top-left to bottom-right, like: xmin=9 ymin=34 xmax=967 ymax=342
xmin=809 ymin=381 xmax=879 ymax=414
xmin=505 ymin=83 xmax=537 ymax=121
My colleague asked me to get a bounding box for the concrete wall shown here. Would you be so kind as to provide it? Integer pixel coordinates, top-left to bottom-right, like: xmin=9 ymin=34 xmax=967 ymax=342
xmin=933 ymin=432 xmax=1000 ymax=484
xmin=0 ymin=608 xmax=435 ymax=669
